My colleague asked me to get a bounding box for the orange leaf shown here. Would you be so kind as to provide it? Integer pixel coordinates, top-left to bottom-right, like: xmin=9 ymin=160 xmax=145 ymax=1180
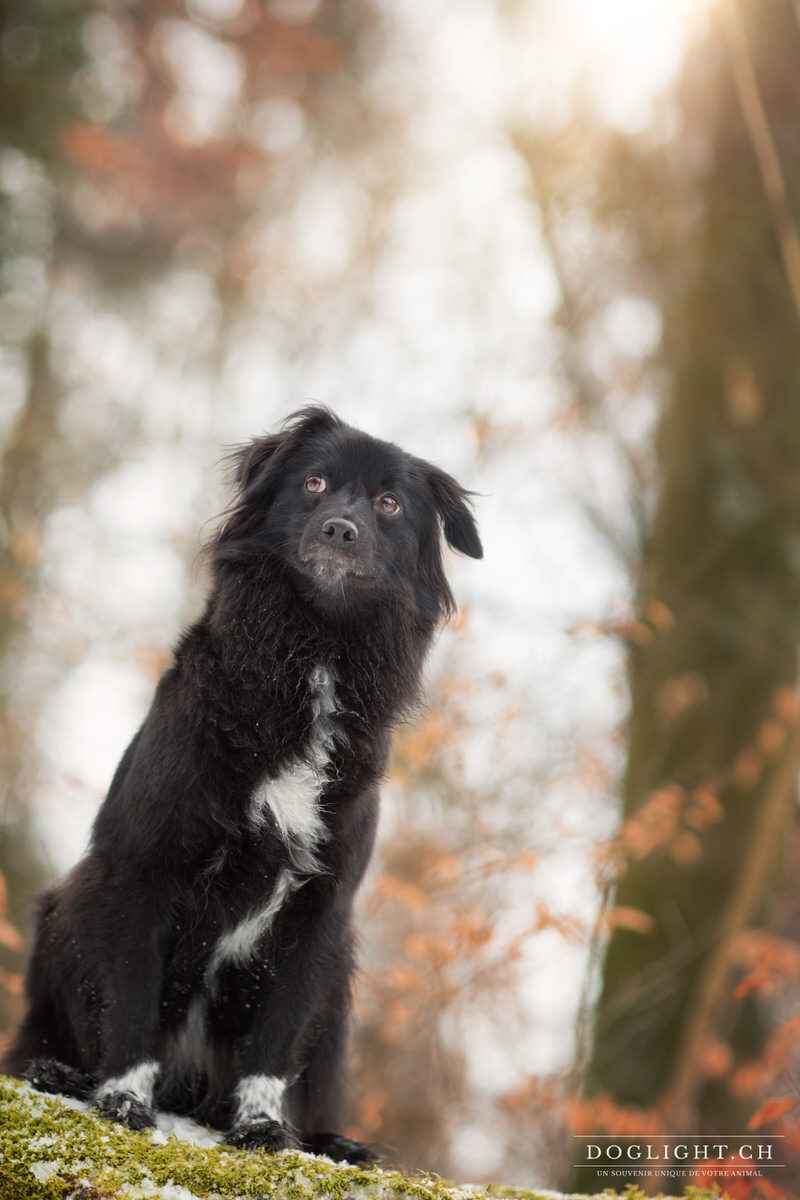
xmin=0 ymin=918 xmax=23 ymax=953
xmin=357 ymin=1091 xmax=385 ymax=1131
xmin=604 ymin=906 xmax=655 ymax=935
xmin=532 ymin=904 xmax=584 ymax=942
xmin=747 ymin=1097 xmax=798 ymax=1130
xmin=701 ymin=1038 xmax=733 ymax=1080
xmin=383 ymin=965 xmax=425 ymax=993
xmin=371 ymin=875 xmax=427 ymax=913
xmin=646 ymin=600 xmax=675 ymax=631
xmin=733 ymin=970 xmax=768 ymax=1002
xmin=773 ymin=685 xmax=800 ymax=724
xmin=670 ymin=829 xmax=703 ymax=866
xmin=0 ymin=967 xmax=23 ymax=996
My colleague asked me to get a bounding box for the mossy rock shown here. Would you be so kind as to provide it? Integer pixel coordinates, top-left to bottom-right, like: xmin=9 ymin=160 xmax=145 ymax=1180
xmin=0 ymin=1074 xmax=725 ymax=1200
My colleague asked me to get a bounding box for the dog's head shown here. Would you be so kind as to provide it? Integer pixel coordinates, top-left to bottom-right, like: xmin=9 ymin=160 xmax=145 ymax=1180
xmin=214 ymin=406 xmax=482 ymax=620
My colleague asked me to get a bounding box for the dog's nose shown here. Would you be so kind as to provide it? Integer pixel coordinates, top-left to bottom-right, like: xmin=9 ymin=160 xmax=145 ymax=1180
xmin=322 ymin=517 xmax=359 ymax=546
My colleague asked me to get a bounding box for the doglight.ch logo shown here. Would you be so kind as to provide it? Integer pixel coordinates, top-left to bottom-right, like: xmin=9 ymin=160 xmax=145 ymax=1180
xmin=572 ymin=1134 xmax=785 ymax=1184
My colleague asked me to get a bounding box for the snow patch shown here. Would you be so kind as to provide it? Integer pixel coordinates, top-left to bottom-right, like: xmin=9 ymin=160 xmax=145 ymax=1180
xmin=153 ymin=1110 xmax=224 ymax=1148
xmin=30 ymin=1159 xmax=62 ymax=1181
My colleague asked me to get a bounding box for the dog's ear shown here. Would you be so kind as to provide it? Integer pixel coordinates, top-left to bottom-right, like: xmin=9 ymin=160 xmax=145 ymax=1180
xmin=229 ymin=406 xmax=341 ymax=498
xmin=215 ymin=406 xmax=342 ymax=561
xmin=425 ymin=465 xmax=483 ymax=559
xmin=412 ymin=460 xmax=482 ymax=623
xmin=228 ymin=434 xmax=285 ymax=496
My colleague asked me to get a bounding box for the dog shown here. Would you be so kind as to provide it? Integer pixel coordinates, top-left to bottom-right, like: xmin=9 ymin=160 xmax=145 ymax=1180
xmin=3 ymin=406 xmax=482 ymax=1162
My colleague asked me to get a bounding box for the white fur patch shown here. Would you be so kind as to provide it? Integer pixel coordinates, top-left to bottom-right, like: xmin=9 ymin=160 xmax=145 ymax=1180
xmin=250 ymin=666 xmax=340 ymax=871
xmin=164 ymin=872 xmax=297 ymax=1083
xmin=234 ymin=1073 xmax=286 ymax=1123
xmin=97 ymin=1059 xmax=159 ymax=1105
xmin=255 ymin=759 xmax=328 ymax=846
xmin=208 ymin=868 xmax=295 ymax=975
xmin=163 ymin=670 xmax=340 ymax=1085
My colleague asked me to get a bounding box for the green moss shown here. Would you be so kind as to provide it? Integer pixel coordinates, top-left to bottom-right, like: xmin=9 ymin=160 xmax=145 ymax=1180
xmin=0 ymin=1075 xmax=727 ymax=1200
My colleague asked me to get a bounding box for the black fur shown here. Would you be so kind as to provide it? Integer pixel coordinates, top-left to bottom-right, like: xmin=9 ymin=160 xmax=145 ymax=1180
xmin=3 ymin=407 xmax=481 ymax=1161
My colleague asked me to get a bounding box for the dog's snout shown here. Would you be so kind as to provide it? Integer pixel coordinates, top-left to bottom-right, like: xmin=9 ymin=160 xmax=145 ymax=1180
xmin=322 ymin=517 xmax=359 ymax=547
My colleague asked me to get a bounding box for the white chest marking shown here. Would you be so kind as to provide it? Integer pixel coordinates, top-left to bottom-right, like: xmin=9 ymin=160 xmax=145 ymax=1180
xmin=234 ymin=1073 xmax=286 ymax=1123
xmin=249 ymin=665 xmax=339 ymax=867
xmin=166 ymin=872 xmax=295 ymax=1079
xmin=168 ymin=670 xmax=339 ymax=1070
xmin=208 ymin=868 xmax=295 ymax=975
xmin=97 ymin=1060 xmax=159 ymax=1105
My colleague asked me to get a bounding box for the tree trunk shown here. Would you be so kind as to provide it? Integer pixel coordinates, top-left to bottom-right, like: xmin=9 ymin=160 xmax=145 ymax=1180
xmin=585 ymin=0 xmax=800 ymax=1154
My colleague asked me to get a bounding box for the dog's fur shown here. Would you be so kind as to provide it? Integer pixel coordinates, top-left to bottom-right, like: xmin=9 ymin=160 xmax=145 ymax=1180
xmin=3 ymin=406 xmax=482 ymax=1161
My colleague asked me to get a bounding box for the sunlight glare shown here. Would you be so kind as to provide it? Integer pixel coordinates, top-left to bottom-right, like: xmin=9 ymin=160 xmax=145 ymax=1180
xmin=555 ymin=0 xmax=715 ymax=129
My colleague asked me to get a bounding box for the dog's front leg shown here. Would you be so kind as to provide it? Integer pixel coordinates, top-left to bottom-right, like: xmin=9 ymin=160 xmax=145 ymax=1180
xmin=226 ymin=901 xmax=346 ymax=1154
xmin=92 ymin=893 xmax=166 ymax=1131
xmin=228 ymin=1073 xmax=297 ymax=1153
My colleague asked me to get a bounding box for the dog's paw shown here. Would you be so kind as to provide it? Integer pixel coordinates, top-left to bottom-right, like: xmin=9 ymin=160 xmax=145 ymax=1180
xmin=23 ymin=1057 xmax=96 ymax=1100
xmin=303 ymin=1132 xmax=380 ymax=1164
xmin=227 ymin=1118 xmax=300 ymax=1153
xmin=95 ymin=1090 xmax=156 ymax=1131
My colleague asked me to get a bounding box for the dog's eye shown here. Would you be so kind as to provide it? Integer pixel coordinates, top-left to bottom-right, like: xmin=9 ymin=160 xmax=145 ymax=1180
xmin=376 ymin=494 xmax=401 ymax=515
xmin=305 ymin=475 xmax=327 ymax=494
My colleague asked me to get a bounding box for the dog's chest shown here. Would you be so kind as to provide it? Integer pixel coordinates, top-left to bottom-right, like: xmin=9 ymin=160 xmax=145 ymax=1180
xmin=191 ymin=670 xmax=338 ymax=956
xmin=248 ymin=663 xmax=338 ymax=865
xmin=163 ymin=668 xmax=341 ymax=1070
xmin=215 ymin=664 xmax=341 ymax=942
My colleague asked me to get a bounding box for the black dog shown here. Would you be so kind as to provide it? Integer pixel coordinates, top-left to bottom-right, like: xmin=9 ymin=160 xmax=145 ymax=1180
xmin=3 ymin=406 xmax=482 ymax=1162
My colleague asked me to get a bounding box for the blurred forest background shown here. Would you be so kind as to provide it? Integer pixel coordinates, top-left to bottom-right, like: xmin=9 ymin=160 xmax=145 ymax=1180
xmin=1 ymin=0 xmax=800 ymax=1196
